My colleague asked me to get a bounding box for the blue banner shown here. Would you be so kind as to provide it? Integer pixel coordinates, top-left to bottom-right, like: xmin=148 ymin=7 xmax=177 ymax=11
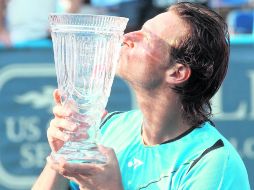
xmin=0 ymin=39 xmax=253 ymax=189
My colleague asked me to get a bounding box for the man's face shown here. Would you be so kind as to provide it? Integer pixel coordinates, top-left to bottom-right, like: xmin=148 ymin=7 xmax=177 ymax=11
xmin=117 ymin=10 xmax=189 ymax=90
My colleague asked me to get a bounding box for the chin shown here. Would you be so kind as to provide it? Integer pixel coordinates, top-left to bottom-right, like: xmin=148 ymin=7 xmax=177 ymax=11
xmin=115 ymin=63 xmax=123 ymax=76
xmin=115 ymin=66 xmax=127 ymax=80
xmin=115 ymin=67 xmax=121 ymax=77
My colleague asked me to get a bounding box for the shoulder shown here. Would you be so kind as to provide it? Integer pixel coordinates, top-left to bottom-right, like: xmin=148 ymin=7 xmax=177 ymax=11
xmin=180 ymin=122 xmax=250 ymax=190
xmin=100 ymin=109 xmax=142 ymax=134
xmin=99 ymin=110 xmax=143 ymax=150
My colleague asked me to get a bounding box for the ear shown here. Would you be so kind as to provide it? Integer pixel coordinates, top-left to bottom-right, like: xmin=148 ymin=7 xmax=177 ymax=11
xmin=165 ymin=63 xmax=191 ymax=85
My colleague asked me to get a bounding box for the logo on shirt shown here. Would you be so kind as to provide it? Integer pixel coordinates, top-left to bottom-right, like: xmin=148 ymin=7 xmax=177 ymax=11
xmin=128 ymin=158 xmax=144 ymax=169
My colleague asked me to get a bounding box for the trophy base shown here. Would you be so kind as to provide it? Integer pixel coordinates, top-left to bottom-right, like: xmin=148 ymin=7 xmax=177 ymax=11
xmin=51 ymin=141 xmax=107 ymax=164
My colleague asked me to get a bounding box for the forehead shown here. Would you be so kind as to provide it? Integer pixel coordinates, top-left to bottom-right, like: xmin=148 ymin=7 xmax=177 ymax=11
xmin=143 ymin=11 xmax=189 ymax=46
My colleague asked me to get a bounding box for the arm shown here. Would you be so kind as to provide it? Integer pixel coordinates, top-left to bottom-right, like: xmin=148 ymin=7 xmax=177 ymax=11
xmin=32 ymin=90 xmax=74 ymax=189
xmin=32 ymin=163 xmax=69 ymax=190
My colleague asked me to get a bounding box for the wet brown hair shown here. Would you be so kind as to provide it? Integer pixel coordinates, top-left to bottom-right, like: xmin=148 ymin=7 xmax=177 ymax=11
xmin=168 ymin=2 xmax=230 ymax=126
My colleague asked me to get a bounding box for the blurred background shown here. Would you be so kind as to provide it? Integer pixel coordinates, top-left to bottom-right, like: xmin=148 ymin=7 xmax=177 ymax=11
xmin=0 ymin=0 xmax=253 ymax=189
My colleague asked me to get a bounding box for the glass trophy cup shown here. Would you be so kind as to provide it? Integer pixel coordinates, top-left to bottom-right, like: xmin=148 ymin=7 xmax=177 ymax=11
xmin=49 ymin=14 xmax=128 ymax=163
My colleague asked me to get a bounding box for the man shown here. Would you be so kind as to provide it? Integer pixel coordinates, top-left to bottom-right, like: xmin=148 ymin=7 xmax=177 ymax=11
xmin=32 ymin=2 xmax=250 ymax=190
xmin=0 ymin=0 xmax=56 ymax=46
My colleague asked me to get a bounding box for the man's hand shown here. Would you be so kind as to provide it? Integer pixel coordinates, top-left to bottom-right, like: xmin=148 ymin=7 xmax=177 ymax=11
xmin=47 ymin=145 xmax=123 ymax=190
xmin=47 ymin=89 xmax=78 ymax=152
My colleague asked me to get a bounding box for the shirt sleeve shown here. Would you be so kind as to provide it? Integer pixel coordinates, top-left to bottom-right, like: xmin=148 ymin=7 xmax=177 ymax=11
xmin=178 ymin=147 xmax=250 ymax=190
xmin=69 ymin=180 xmax=79 ymax=190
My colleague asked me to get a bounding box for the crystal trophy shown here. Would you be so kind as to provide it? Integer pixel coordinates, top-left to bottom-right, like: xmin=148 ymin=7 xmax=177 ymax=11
xmin=49 ymin=14 xmax=128 ymax=163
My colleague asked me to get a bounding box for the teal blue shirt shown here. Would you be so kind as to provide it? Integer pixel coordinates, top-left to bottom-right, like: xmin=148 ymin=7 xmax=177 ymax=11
xmin=70 ymin=110 xmax=250 ymax=190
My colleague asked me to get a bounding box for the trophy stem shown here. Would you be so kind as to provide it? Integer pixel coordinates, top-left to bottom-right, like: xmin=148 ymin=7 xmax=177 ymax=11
xmin=51 ymin=140 xmax=107 ymax=164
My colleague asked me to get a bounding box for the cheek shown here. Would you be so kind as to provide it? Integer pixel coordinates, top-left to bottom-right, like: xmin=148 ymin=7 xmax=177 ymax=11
xmin=146 ymin=44 xmax=169 ymax=65
xmin=117 ymin=44 xmax=167 ymax=82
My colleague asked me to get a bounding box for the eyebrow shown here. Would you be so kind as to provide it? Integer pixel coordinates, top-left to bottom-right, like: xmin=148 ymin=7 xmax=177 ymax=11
xmin=142 ymin=26 xmax=162 ymax=42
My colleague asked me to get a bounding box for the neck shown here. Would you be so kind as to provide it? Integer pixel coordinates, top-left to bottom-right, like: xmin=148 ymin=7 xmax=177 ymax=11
xmin=135 ymin=87 xmax=191 ymax=145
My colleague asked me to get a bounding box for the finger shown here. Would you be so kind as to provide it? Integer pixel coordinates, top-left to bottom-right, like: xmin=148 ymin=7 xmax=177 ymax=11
xmin=47 ymin=123 xmax=70 ymax=142
xmin=53 ymin=89 xmax=61 ymax=105
xmin=65 ymin=175 xmax=92 ymax=189
xmin=78 ymin=178 xmax=94 ymax=190
xmin=50 ymin=117 xmax=77 ymax=132
xmin=52 ymin=90 xmax=77 ymax=118
xmin=59 ymin=162 xmax=100 ymax=177
xmin=47 ymin=156 xmax=69 ymax=175
xmin=48 ymin=118 xmax=89 ymax=143
xmin=47 ymin=155 xmax=61 ymax=165
xmin=53 ymin=105 xmax=72 ymax=118
xmin=46 ymin=155 xmax=61 ymax=171
xmin=101 ymin=110 xmax=108 ymax=120
xmin=98 ymin=145 xmax=117 ymax=163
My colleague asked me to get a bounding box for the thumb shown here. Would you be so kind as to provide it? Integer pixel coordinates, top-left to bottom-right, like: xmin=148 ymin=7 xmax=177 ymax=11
xmin=53 ymin=89 xmax=61 ymax=105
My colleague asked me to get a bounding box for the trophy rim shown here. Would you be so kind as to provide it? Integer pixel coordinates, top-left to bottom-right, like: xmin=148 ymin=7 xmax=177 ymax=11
xmin=49 ymin=13 xmax=129 ymax=32
xmin=49 ymin=13 xmax=129 ymax=21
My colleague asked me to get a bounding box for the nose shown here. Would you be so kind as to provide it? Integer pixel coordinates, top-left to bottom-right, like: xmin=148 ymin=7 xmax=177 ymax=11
xmin=123 ymin=33 xmax=134 ymax=48
xmin=123 ymin=31 xmax=142 ymax=48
